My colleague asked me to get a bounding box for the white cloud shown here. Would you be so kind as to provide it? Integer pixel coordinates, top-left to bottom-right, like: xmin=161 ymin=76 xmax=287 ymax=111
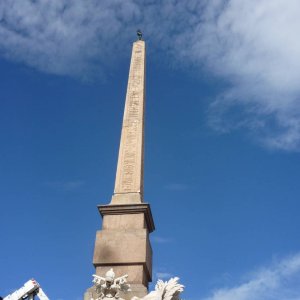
xmin=1 ymin=0 xmax=300 ymax=150
xmin=45 ymin=180 xmax=84 ymax=191
xmin=180 ymin=0 xmax=300 ymax=151
xmin=164 ymin=183 xmax=188 ymax=191
xmin=0 ymin=0 xmax=141 ymax=78
xmin=155 ymin=272 xmax=173 ymax=280
xmin=202 ymin=253 xmax=300 ymax=300
xmin=153 ymin=266 xmax=174 ymax=280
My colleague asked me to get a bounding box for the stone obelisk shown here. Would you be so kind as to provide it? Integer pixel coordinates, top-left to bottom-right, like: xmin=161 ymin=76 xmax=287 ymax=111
xmin=84 ymin=33 xmax=155 ymax=300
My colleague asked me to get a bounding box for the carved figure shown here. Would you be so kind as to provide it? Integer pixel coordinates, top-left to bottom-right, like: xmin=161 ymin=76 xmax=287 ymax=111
xmin=92 ymin=268 xmax=131 ymax=300
xmin=131 ymin=277 xmax=184 ymax=300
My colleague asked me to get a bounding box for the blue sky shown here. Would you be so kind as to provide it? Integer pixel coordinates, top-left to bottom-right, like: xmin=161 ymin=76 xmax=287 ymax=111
xmin=1 ymin=1 xmax=300 ymax=299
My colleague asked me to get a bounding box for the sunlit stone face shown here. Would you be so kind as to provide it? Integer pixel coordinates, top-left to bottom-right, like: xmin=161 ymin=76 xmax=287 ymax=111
xmin=113 ymin=40 xmax=145 ymax=202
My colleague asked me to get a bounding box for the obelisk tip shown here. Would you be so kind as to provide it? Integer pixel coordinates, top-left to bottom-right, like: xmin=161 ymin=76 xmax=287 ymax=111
xmin=137 ymin=29 xmax=142 ymax=41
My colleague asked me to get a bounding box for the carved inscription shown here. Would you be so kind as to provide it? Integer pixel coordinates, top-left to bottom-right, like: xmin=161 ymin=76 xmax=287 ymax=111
xmin=115 ymin=42 xmax=145 ymax=193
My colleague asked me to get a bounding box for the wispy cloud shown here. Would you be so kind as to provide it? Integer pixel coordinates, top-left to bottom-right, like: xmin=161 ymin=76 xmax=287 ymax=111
xmin=0 ymin=0 xmax=141 ymax=78
xmin=179 ymin=0 xmax=300 ymax=151
xmin=164 ymin=183 xmax=188 ymax=191
xmin=202 ymin=253 xmax=300 ymax=300
xmin=1 ymin=1 xmax=300 ymax=150
xmin=45 ymin=180 xmax=84 ymax=192
xmin=153 ymin=266 xmax=174 ymax=281
xmin=155 ymin=272 xmax=173 ymax=280
xmin=151 ymin=236 xmax=172 ymax=244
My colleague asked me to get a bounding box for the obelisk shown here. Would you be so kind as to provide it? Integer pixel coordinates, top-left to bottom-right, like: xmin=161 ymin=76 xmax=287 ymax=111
xmin=84 ymin=32 xmax=155 ymax=300
xmin=112 ymin=30 xmax=146 ymax=205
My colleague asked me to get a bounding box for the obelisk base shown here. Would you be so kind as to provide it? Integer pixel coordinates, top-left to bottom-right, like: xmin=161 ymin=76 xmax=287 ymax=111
xmin=84 ymin=203 xmax=155 ymax=300
xmin=111 ymin=192 xmax=143 ymax=204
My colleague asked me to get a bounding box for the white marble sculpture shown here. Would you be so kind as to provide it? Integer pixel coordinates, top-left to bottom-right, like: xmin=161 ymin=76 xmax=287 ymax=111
xmin=91 ymin=270 xmax=184 ymax=300
xmin=131 ymin=277 xmax=184 ymax=300
xmin=92 ymin=268 xmax=130 ymax=300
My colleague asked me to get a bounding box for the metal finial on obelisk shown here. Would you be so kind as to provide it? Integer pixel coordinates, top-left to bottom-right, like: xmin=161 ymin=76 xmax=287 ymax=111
xmin=137 ymin=29 xmax=143 ymax=40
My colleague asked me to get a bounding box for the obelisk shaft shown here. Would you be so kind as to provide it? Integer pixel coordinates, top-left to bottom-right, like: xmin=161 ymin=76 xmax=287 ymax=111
xmin=112 ymin=40 xmax=145 ymax=204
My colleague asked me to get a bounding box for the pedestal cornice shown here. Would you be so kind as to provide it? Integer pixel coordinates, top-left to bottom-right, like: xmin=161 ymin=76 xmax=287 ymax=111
xmin=98 ymin=203 xmax=155 ymax=233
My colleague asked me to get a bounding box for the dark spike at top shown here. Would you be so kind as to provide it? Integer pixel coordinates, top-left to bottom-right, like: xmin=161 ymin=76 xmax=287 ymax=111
xmin=137 ymin=29 xmax=142 ymax=40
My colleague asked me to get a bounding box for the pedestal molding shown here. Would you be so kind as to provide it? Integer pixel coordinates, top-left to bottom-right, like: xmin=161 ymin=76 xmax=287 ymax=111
xmin=98 ymin=203 xmax=155 ymax=233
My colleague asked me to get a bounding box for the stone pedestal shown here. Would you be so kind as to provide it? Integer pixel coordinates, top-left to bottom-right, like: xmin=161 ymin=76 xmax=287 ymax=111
xmin=84 ymin=204 xmax=154 ymax=300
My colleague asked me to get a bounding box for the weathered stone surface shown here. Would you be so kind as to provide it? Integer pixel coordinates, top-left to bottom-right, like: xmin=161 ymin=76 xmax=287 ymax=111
xmin=102 ymin=213 xmax=145 ymax=230
xmin=93 ymin=228 xmax=152 ymax=281
xmin=113 ymin=40 xmax=146 ymax=201
xmin=111 ymin=192 xmax=142 ymax=204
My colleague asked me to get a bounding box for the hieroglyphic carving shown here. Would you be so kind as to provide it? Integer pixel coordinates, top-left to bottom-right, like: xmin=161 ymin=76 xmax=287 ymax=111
xmin=114 ymin=41 xmax=145 ymax=195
